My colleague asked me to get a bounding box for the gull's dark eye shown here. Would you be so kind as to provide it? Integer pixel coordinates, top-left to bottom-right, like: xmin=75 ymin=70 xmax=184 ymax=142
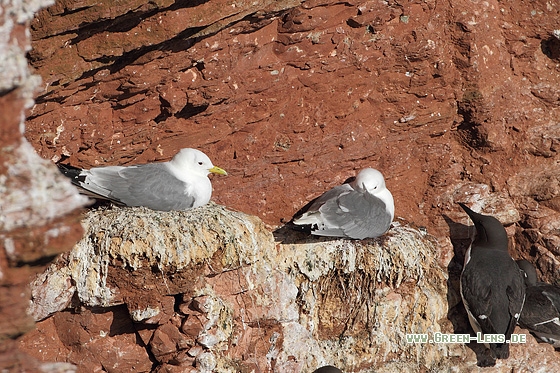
xmin=198 ymin=161 xmax=203 ymax=165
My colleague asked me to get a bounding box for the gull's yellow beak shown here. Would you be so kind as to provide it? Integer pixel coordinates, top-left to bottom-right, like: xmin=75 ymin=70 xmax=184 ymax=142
xmin=209 ymin=166 xmax=227 ymax=176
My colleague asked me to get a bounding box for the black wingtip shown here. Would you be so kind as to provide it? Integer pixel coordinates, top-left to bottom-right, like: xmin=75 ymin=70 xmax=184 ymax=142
xmin=292 ymin=194 xmax=322 ymax=220
xmin=286 ymin=220 xmax=314 ymax=234
xmin=57 ymin=163 xmax=86 ymax=184
xmin=57 ymin=163 xmax=80 ymax=176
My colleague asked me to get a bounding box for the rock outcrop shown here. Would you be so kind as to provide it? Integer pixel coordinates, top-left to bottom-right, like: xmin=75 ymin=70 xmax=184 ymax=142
xmin=19 ymin=204 xmax=448 ymax=372
xmin=17 ymin=204 xmax=560 ymax=371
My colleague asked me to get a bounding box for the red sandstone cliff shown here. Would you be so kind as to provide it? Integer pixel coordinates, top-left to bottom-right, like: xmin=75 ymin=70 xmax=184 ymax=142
xmin=1 ymin=0 xmax=560 ymax=371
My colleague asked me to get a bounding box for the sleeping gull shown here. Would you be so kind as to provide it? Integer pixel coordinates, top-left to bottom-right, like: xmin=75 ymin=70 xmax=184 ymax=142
xmin=58 ymin=148 xmax=227 ymax=211
xmin=291 ymin=168 xmax=394 ymax=239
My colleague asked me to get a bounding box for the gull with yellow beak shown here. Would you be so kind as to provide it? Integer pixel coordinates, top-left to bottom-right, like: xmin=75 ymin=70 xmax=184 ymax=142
xmin=58 ymin=148 xmax=227 ymax=211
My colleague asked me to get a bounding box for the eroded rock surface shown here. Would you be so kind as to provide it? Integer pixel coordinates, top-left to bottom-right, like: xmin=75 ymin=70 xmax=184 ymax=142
xmin=2 ymin=0 xmax=560 ymax=370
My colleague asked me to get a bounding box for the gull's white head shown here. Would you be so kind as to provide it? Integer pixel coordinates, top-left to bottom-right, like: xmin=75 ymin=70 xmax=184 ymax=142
xmin=352 ymin=168 xmax=386 ymax=194
xmin=352 ymin=167 xmax=394 ymax=219
xmin=171 ymin=148 xmax=227 ymax=177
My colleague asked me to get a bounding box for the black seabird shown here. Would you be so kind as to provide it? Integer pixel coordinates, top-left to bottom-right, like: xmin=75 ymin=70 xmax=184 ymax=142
xmin=516 ymin=259 xmax=560 ymax=347
xmin=458 ymin=203 xmax=525 ymax=359
xmin=312 ymin=366 xmax=343 ymax=373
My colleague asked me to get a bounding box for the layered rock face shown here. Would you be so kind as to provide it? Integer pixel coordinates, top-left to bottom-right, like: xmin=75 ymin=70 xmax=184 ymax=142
xmin=1 ymin=0 xmax=560 ymax=371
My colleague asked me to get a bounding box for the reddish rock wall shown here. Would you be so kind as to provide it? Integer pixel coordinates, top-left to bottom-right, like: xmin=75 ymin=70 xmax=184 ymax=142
xmin=24 ymin=0 xmax=560 ymax=253
xmin=3 ymin=0 xmax=560 ymax=371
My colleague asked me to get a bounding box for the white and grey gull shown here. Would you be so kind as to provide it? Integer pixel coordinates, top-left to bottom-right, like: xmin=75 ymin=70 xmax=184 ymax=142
xmin=58 ymin=148 xmax=227 ymax=211
xmin=291 ymin=168 xmax=394 ymax=239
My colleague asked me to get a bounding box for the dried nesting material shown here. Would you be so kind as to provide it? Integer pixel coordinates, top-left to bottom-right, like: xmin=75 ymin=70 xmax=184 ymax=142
xmin=29 ymin=202 xmax=273 ymax=320
xmin=276 ymin=222 xmax=450 ymax=370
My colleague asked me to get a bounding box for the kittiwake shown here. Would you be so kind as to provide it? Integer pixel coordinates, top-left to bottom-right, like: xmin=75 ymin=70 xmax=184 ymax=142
xmin=291 ymin=168 xmax=394 ymax=239
xmin=58 ymin=148 xmax=227 ymax=211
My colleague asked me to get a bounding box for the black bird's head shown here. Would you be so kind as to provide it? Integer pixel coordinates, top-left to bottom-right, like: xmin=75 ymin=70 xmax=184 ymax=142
xmin=516 ymin=259 xmax=538 ymax=286
xmin=458 ymin=203 xmax=509 ymax=251
xmin=312 ymin=367 xmax=343 ymax=373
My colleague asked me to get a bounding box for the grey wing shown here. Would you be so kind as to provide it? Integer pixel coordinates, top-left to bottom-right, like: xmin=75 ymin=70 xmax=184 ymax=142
xmin=292 ymin=185 xmax=352 ymax=226
xmin=88 ymin=164 xmax=195 ymax=211
xmin=320 ymin=190 xmax=392 ymax=239
xmin=303 ymin=185 xmax=353 ymax=213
